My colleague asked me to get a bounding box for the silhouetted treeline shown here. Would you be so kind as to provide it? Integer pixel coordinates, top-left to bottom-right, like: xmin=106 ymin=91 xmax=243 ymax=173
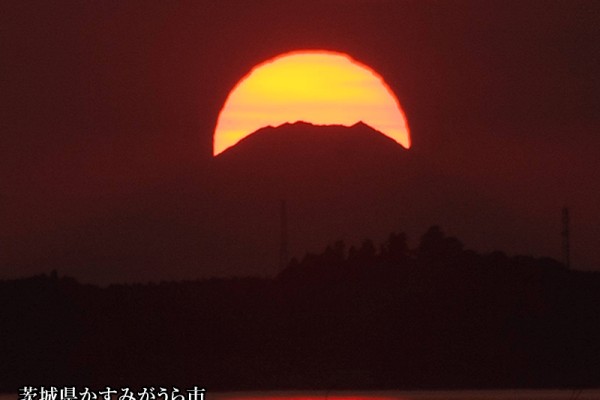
xmin=1 ymin=226 xmax=599 ymax=391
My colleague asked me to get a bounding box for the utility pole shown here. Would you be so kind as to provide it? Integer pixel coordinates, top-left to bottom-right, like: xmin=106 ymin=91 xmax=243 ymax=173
xmin=279 ymin=199 xmax=289 ymax=270
xmin=562 ymin=207 xmax=570 ymax=269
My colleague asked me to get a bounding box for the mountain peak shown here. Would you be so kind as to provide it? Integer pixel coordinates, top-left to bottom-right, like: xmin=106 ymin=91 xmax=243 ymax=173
xmin=257 ymin=120 xmax=364 ymax=132
xmin=265 ymin=120 xmax=376 ymax=133
xmin=216 ymin=121 xmax=406 ymax=161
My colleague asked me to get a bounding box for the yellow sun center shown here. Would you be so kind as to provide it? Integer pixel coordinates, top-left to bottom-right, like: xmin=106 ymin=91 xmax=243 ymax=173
xmin=213 ymin=50 xmax=410 ymax=156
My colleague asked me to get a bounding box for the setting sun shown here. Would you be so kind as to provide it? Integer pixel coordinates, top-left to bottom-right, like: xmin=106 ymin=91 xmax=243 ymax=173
xmin=213 ymin=50 xmax=410 ymax=156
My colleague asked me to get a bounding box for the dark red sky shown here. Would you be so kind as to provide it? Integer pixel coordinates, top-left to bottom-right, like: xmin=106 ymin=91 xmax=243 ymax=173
xmin=1 ymin=0 xmax=599 ymax=283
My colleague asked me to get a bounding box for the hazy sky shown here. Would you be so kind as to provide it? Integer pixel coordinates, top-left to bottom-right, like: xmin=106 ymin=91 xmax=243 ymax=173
xmin=2 ymin=0 xmax=599 ymax=282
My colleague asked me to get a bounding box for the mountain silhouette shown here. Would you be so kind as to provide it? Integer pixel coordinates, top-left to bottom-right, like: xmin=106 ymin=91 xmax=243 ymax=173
xmin=213 ymin=122 xmax=412 ymax=199
xmin=217 ymin=121 xmax=408 ymax=162
xmin=208 ymin=121 xmax=526 ymax=277
xmin=6 ymin=122 xmax=531 ymax=283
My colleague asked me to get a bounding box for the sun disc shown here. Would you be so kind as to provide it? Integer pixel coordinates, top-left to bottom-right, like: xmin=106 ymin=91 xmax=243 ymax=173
xmin=213 ymin=50 xmax=410 ymax=156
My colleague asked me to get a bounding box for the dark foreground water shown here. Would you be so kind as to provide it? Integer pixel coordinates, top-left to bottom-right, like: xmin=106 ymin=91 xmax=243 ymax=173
xmin=4 ymin=390 xmax=600 ymax=400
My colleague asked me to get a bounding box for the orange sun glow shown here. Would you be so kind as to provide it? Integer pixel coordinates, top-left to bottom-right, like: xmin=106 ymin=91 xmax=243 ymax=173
xmin=213 ymin=50 xmax=410 ymax=156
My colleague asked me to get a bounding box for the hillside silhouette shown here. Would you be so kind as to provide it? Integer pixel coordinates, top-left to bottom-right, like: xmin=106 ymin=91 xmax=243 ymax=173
xmin=1 ymin=227 xmax=599 ymax=391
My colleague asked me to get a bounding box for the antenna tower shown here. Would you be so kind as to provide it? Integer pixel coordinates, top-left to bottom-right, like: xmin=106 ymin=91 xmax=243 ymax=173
xmin=562 ymin=207 xmax=570 ymax=269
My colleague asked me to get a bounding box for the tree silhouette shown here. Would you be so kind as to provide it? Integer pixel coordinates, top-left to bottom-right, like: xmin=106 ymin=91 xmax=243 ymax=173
xmin=382 ymin=232 xmax=409 ymax=264
xmin=417 ymin=225 xmax=464 ymax=265
xmin=349 ymin=239 xmax=376 ymax=262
